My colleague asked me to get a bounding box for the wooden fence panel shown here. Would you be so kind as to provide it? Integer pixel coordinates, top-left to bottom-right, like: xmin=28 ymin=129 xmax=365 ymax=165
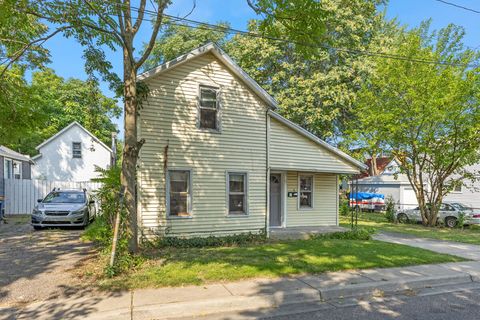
xmin=3 ymin=179 xmax=101 ymax=214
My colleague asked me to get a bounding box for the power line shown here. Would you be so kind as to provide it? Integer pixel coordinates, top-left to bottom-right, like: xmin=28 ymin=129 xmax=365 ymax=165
xmin=433 ymin=0 xmax=480 ymax=14
xmin=108 ymin=2 xmax=480 ymax=68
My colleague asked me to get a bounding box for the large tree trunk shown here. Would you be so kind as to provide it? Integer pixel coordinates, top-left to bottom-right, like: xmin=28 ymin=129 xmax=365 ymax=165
xmin=122 ymin=52 xmax=140 ymax=253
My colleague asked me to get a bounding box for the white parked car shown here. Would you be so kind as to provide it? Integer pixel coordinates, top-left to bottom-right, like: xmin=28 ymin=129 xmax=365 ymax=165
xmin=396 ymin=202 xmax=480 ymax=228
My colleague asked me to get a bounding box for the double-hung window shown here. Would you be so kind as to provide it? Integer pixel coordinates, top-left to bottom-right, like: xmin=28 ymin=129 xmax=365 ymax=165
xmin=199 ymin=85 xmax=219 ymax=130
xmin=72 ymin=142 xmax=82 ymax=159
xmin=299 ymin=174 xmax=314 ymax=209
xmin=168 ymin=170 xmax=192 ymax=217
xmin=228 ymin=172 xmax=247 ymax=215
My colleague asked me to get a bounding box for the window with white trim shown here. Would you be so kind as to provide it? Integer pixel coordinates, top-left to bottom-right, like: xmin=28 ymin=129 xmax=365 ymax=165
xmin=228 ymin=172 xmax=247 ymax=215
xmin=72 ymin=142 xmax=82 ymax=158
xmin=12 ymin=160 xmax=21 ymax=179
xmin=199 ymin=85 xmax=218 ymax=130
xmin=299 ymin=174 xmax=313 ymax=209
xmin=4 ymin=159 xmax=12 ymax=179
xmin=168 ymin=170 xmax=192 ymax=217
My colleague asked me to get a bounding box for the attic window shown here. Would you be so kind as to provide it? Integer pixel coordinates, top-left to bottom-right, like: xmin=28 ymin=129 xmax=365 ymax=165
xmin=199 ymin=86 xmax=218 ymax=130
xmin=72 ymin=142 xmax=82 ymax=159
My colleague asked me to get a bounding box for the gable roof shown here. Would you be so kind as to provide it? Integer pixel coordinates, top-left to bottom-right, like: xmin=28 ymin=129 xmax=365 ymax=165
xmin=268 ymin=111 xmax=367 ymax=171
xmin=35 ymin=121 xmax=113 ymax=154
xmin=0 ymin=145 xmax=32 ymax=163
xmin=137 ymin=42 xmax=278 ymax=110
xmin=357 ymin=156 xmax=393 ymax=179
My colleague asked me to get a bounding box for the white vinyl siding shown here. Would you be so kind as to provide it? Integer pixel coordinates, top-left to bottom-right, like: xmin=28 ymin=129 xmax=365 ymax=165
xmin=138 ymin=53 xmax=267 ymax=237
xmin=286 ymin=172 xmax=338 ymax=227
xmin=269 ymin=117 xmax=359 ymax=174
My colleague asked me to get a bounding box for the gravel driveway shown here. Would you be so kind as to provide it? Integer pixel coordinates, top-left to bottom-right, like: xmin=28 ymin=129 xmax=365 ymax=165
xmin=0 ymin=215 xmax=95 ymax=309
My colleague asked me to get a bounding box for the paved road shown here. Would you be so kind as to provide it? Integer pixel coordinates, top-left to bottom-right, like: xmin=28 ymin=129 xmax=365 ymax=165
xmin=200 ymin=284 xmax=480 ymax=320
xmin=271 ymin=287 xmax=480 ymax=320
xmin=374 ymin=232 xmax=480 ymax=260
xmin=0 ymin=216 xmax=95 ymax=308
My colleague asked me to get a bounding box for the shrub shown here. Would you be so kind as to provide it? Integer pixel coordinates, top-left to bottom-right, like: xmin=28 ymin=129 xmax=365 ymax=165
xmin=84 ymin=166 xmax=137 ymax=276
xmin=339 ymin=197 xmax=350 ymax=216
xmin=157 ymin=230 xmax=267 ymax=248
xmin=385 ymin=196 xmax=396 ymax=223
xmin=310 ymin=227 xmax=375 ymax=241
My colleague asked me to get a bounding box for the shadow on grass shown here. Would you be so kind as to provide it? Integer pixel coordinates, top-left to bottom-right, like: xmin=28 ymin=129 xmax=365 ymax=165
xmin=105 ymin=239 xmax=463 ymax=289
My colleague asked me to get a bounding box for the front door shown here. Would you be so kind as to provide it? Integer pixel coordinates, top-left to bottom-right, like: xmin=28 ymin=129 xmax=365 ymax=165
xmin=269 ymin=174 xmax=282 ymax=227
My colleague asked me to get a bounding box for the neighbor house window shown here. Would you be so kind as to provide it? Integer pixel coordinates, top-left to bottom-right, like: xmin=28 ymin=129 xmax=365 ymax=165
xmin=167 ymin=170 xmax=192 ymax=217
xmin=199 ymin=85 xmax=218 ymax=130
xmin=299 ymin=174 xmax=314 ymax=209
xmin=72 ymin=142 xmax=82 ymax=158
xmin=4 ymin=159 xmax=12 ymax=179
xmin=227 ymin=172 xmax=247 ymax=215
xmin=453 ymin=184 xmax=463 ymax=193
xmin=12 ymin=160 xmax=21 ymax=179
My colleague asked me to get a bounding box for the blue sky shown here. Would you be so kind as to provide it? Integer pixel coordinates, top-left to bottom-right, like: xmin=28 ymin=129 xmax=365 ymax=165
xmin=42 ymin=0 xmax=480 ymax=138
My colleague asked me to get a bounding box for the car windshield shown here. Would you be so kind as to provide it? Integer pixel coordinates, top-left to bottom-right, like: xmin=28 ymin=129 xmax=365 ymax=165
xmin=43 ymin=191 xmax=85 ymax=204
xmin=450 ymin=203 xmax=470 ymax=210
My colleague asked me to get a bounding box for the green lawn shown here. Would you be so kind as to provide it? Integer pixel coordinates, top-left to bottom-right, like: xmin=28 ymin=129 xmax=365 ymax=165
xmin=340 ymin=212 xmax=480 ymax=245
xmin=95 ymin=238 xmax=463 ymax=290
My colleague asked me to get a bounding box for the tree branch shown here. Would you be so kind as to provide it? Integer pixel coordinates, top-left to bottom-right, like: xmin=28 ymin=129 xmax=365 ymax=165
xmin=0 ymin=26 xmax=70 ymax=78
xmin=84 ymin=0 xmax=124 ymax=45
xmin=135 ymin=0 xmax=168 ymax=70
xmin=132 ymin=0 xmax=147 ymax=35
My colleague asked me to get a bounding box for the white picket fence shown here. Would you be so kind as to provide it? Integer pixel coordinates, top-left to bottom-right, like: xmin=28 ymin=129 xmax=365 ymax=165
xmin=3 ymin=179 xmax=102 ymax=215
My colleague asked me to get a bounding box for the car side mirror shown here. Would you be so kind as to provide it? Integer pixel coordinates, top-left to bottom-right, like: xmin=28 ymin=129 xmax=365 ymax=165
xmin=89 ymin=199 xmax=95 ymax=204
xmin=37 ymin=199 xmax=42 ymax=203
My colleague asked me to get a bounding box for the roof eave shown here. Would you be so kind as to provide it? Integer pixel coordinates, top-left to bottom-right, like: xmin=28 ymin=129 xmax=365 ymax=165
xmin=268 ymin=111 xmax=368 ymax=172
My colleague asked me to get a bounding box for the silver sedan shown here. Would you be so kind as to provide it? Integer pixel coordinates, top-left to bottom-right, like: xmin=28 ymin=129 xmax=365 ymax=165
xmin=396 ymin=202 xmax=480 ymax=228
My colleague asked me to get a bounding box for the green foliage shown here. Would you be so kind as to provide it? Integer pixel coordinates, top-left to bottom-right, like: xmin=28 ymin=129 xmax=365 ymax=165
xmin=339 ymin=197 xmax=350 ymax=216
xmin=353 ymin=22 xmax=480 ymax=226
xmin=310 ymin=227 xmax=375 ymax=241
xmin=385 ymin=196 xmax=396 ymax=223
xmin=87 ymin=166 xmax=140 ymax=276
xmin=456 ymin=212 xmax=466 ymax=230
xmin=143 ymin=20 xmax=230 ymax=71
xmin=226 ymin=3 xmax=385 ymax=141
xmin=157 ymin=230 xmax=267 ymax=248
xmin=5 ymin=69 xmax=121 ymax=155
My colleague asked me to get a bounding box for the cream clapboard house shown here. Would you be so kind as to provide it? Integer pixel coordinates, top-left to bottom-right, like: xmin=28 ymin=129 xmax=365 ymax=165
xmin=137 ymin=43 xmax=367 ymax=237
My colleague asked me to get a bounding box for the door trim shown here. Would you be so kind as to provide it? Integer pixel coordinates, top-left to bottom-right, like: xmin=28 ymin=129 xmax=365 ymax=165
xmin=270 ymin=171 xmax=286 ymax=228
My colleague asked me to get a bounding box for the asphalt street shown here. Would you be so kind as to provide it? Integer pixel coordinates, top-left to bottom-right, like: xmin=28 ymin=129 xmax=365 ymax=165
xmin=270 ymin=288 xmax=480 ymax=320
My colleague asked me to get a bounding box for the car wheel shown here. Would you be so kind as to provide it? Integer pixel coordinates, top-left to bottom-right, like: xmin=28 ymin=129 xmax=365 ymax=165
xmin=445 ymin=217 xmax=457 ymax=228
xmin=397 ymin=213 xmax=409 ymax=223
xmin=33 ymin=226 xmax=43 ymax=231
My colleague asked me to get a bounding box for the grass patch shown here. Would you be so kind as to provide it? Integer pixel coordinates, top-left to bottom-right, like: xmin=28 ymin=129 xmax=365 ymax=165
xmin=340 ymin=212 xmax=480 ymax=245
xmin=89 ymin=237 xmax=463 ymax=290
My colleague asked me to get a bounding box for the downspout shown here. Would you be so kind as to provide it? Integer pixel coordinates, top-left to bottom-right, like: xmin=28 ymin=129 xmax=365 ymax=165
xmin=265 ymin=110 xmax=270 ymax=237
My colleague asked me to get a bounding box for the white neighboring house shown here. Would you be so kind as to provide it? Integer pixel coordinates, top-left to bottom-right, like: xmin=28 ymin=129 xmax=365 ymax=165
xmin=354 ymin=157 xmax=419 ymax=210
xmin=32 ymin=122 xmax=113 ymax=181
xmin=444 ymin=163 xmax=480 ymax=210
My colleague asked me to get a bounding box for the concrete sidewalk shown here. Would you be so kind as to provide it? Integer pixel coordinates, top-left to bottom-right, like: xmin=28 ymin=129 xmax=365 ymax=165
xmin=5 ymin=260 xmax=480 ymax=320
xmin=374 ymin=232 xmax=480 ymax=261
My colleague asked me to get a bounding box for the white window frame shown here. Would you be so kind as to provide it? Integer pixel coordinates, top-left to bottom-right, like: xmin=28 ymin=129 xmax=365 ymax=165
xmin=298 ymin=174 xmax=314 ymax=210
xmin=166 ymin=168 xmax=193 ymax=218
xmin=72 ymin=142 xmax=82 ymax=159
xmin=226 ymin=171 xmax=249 ymax=216
xmin=197 ymin=84 xmax=221 ymax=132
xmin=12 ymin=160 xmax=22 ymax=179
xmin=452 ymin=183 xmax=463 ymax=193
xmin=4 ymin=158 xmax=12 ymax=179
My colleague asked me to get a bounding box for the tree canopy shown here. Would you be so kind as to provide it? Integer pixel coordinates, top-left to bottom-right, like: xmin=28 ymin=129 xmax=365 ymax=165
xmin=353 ymin=22 xmax=480 ymax=225
xmin=4 ymin=69 xmax=121 ymax=155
